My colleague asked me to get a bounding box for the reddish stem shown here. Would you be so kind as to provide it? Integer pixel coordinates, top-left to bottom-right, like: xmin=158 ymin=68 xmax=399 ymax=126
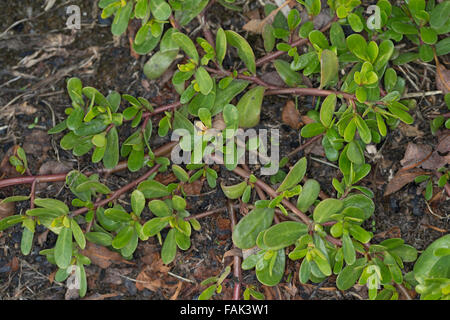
xmin=265 ymin=87 xmax=355 ymax=100
xmin=184 ymin=207 xmax=227 ymax=220
xmin=141 ymin=114 xmax=150 ymax=134
xmin=0 ymin=141 xmax=177 ymax=189
xmin=287 ymin=134 xmax=323 ymax=157
xmin=206 ymin=66 xmax=355 ymax=99
xmin=29 ymin=180 xmax=36 ymax=209
xmin=142 ymin=101 xmax=182 ymax=118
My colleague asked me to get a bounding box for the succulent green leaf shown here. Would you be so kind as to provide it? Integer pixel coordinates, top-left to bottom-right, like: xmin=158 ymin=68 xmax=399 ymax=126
xmin=144 ymin=49 xmax=178 ymax=80
xmin=276 ymin=157 xmax=307 ymax=193
xmin=161 ymin=228 xmax=177 ymax=264
xmin=313 ymin=198 xmax=344 ymax=223
xmin=297 ymin=179 xmax=321 ymax=212
xmin=263 ymin=221 xmax=308 ymax=250
xmin=232 ymin=207 xmax=274 ymax=249
xmin=225 ymin=30 xmax=256 ymax=74
xmin=172 ymin=32 xmax=199 ymax=63
xmin=55 ymin=227 xmax=73 ymax=269
xmin=236 ymin=86 xmax=265 ymax=128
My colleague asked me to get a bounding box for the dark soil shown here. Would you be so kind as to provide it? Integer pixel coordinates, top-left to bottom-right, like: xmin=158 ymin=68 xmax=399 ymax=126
xmin=0 ymin=1 xmax=448 ymax=300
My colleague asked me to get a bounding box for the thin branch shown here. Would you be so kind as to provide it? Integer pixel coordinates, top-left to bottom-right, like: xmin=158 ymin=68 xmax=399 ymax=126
xmin=394 ymin=283 xmax=413 ymax=300
xmin=142 ymin=101 xmax=182 ymax=118
xmin=0 ymin=141 xmax=177 ymax=189
xmin=265 ymin=87 xmax=355 ymax=100
xmin=287 ymin=134 xmax=323 ymax=157
xmin=29 ymin=180 xmax=37 ymax=209
xmin=184 ymin=207 xmax=227 ymax=220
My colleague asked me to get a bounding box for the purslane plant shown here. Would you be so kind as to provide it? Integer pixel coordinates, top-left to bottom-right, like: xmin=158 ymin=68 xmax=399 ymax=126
xmin=0 ymin=0 xmax=449 ymax=300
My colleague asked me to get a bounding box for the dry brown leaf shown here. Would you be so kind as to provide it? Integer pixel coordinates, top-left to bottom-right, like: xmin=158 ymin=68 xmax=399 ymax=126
xmin=398 ymin=122 xmax=424 ymax=138
xmin=374 ymin=226 xmax=402 ymax=239
xmin=301 ymin=115 xmax=315 ymax=125
xmin=245 ymin=8 xmax=261 ymax=20
xmin=136 ymin=266 xmax=163 ymax=291
xmin=299 ymin=7 xmax=334 ymax=30
xmin=48 ymin=270 xmax=56 ymax=284
xmin=384 ymin=169 xmax=425 ymax=196
xmin=217 ymin=217 xmax=230 ymax=230
xmin=305 ymin=139 xmax=325 ymax=157
xmin=0 ymin=146 xmax=21 ymax=178
xmin=400 ymin=143 xmax=432 ymax=168
xmin=400 ymin=142 xmax=448 ymax=170
xmin=104 ymin=268 xmax=132 ymax=285
xmin=37 ymin=229 xmax=49 ymax=246
xmin=282 ymin=100 xmax=302 ymax=129
xmin=242 ymin=19 xmax=265 ymax=34
xmin=183 ymin=178 xmax=204 ymax=195
xmin=170 ymin=281 xmax=183 ymax=300
xmin=23 ymin=130 xmax=51 ymax=160
xmin=150 ymin=257 xmax=171 ymax=274
xmin=437 ymin=133 xmax=450 ymax=154
xmin=83 ymin=292 xmax=122 ymax=300
xmin=0 ymin=201 xmax=15 ymax=220
xmin=9 ymin=257 xmax=19 ymax=272
xmin=243 ymin=0 xmax=292 ymax=34
xmin=429 ymin=189 xmax=445 ymax=203
xmin=436 ymin=64 xmax=450 ymax=94
xmin=155 ymin=172 xmax=177 ymax=185
xmin=141 ymin=251 xmax=171 ymax=274
xmin=37 ymin=160 xmax=72 ymax=191
xmin=81 ymin=243 xmax=134 ymax=269
xmin=260 ymin=71 xmax=286 ymax=87
xmin=422 ymin=152 xmax=449 ymax=170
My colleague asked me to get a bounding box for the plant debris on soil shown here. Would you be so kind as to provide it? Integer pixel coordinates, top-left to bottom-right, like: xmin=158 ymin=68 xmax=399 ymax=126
xmin=0 ymin=0 xmax=449 ymax=301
